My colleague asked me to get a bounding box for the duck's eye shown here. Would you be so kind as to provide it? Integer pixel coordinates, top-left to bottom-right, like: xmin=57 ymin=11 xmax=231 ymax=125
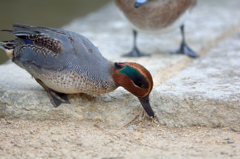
xmin=119 ymin=65 xmax=149 ymax=89
xmin=141 ymin=83 xmax=148 ymax=89
xmin=134 ymin=76 xmax=149 ymax=89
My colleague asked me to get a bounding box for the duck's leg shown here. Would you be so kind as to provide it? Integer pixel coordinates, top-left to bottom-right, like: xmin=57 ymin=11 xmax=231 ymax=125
xmin=172 ymin=25 xmax=198 ymax=58
xmin=122 ymin=30 xmax=150 ymax=57
xmin=35 ymin=79 xmax=70 ymax=107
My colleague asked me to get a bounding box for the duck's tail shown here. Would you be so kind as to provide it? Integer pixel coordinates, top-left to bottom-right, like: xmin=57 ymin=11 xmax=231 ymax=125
xmin=0 ymin=41 xmax=6 ymax=50
xmin=0 ymin=40 xmax=15 ymax=49
xmin=0 ymin=41 xmax=15 ymax=59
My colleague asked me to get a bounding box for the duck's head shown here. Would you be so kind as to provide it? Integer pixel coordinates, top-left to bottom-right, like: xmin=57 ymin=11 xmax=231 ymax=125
xmin=134 ymin=0 xmax=148 ymax=8
xmin=113 ymin=62 xmax=155 ymax=118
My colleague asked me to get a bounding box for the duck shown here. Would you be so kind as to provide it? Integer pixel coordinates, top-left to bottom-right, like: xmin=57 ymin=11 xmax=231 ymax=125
xmin=0 ymin=23 xmax=155 ymax=118
xmin=115 ymin=0 xmax=198 ymax=57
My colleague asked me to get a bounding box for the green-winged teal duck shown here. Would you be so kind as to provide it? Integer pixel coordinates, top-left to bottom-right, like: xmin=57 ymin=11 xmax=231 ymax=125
xmin=115 ymin=0 xmax=198 ymax=57
xmin=0 ymin=24 xmax=155 ymax=118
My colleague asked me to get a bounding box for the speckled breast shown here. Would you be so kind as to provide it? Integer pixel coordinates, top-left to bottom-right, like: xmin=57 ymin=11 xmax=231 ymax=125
xmin=30 ymin=68 xmax=118 ymax=95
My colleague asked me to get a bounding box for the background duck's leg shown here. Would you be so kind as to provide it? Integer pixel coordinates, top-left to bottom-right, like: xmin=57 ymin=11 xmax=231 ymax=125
xmin=122 ymin=30 xmax=150 ymax=57
xmin=172 ymin=25 xmax=198 ymax=58
xmin=35 ymin=79 xmax=70 ymax=107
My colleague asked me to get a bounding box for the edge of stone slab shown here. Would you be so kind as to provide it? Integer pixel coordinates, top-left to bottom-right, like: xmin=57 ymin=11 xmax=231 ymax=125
xmin=0 ymin=88 xmax=150 ymax=127
xmin=152 ymin=90 xmax=240 ymax=128
xmin=1 ymin=87 xmax=239 ymax=128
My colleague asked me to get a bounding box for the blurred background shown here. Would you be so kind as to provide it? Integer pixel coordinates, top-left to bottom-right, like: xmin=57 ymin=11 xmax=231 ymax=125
xmin=0 ymin=0 xmax=111 ymax=64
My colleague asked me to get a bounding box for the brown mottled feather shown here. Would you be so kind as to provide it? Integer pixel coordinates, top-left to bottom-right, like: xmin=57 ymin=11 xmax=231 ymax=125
xmin=26 ymin=35 xmax=63 ymax=53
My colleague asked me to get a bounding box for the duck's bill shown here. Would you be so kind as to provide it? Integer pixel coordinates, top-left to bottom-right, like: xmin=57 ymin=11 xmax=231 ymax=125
xmin=138 ymin=94 xmax=155 ymax=117
xmin=135 ymin=0 xmax=148 ymax=8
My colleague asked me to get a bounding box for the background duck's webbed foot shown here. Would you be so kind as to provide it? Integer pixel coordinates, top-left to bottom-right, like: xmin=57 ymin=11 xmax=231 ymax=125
xmin=122 ymin=30 xmax=150 ymax=57
xmin=172 ymin=25 xmax=198 ymax=58
xmin=172 ymin=42 xmax=198 ymax=58
xmin=35 ymin=79 xmax=70 ymax=107
xmin=122 ymin=46 xmax=150 ymax=57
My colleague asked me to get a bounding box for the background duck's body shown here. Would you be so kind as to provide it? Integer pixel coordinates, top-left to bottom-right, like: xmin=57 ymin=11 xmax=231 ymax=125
xmin=0 ymin=24 xmax=155 ymax=117
xmin=115 ymin=0 xmax=198 ymax=57
xmin=116 ymin=0 xmax=196 ymax=33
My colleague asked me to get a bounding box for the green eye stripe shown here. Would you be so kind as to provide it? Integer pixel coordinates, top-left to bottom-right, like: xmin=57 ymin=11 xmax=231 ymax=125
xmin=119 ymin=65 xmax=149 ymax=89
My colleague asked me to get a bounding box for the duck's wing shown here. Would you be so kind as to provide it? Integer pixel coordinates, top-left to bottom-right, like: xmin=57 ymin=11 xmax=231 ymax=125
xmin=1 ymin=24 xmax=114 ymax=87
xmin=1 ymin=24 xmax=108 ymax=70
xmin=2 ymin=23 xmax=67 ymax=55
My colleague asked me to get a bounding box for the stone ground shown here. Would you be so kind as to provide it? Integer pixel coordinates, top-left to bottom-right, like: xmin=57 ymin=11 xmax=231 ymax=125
xmin=0 ymin=119 xmax=239 ymax=159
xmin=0 ymin=0 xmax=240 ymax=158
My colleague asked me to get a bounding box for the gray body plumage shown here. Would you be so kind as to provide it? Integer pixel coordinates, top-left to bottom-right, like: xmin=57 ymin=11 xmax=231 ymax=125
xmin=5 ymin=24 xmax=117 ymax=94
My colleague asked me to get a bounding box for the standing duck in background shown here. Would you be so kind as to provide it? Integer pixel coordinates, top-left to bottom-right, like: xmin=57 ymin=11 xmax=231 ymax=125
xmin=115 ymin=0 xmax=198 ymax=58
xmin=0 ymin=23 xmax=155 ymax=118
